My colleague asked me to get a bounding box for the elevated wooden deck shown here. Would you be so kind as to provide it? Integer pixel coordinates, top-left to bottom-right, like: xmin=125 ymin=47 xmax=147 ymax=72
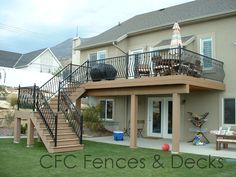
xmin=81 ymin=75 xmax=225 ymax=97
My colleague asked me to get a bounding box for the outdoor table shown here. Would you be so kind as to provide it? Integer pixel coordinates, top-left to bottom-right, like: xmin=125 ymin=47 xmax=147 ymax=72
xmin=152 ymin=57 xmax=180 ymax=76
xmin=216 ymin=134 xmax=236 ymax=150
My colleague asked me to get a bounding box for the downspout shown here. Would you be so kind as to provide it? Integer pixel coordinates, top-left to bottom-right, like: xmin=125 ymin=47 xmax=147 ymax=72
xmin=112 ymin=41 xmax=129 ymax=79
xmin=112 ymin=41 xmax=127 ymax=55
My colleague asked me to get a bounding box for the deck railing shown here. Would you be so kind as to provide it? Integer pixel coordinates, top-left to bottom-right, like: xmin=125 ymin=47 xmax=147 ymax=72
xmin=87 ymin=47 xmax=225 ymax=82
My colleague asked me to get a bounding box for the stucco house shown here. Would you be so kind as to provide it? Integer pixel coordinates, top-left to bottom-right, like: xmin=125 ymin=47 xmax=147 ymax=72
xmin=71 ymin=0 xmax=236 ymax=152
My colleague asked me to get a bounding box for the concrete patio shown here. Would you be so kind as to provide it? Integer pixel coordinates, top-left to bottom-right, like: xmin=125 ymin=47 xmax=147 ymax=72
xmin=84 ymin=136 xmax=236 ymax=159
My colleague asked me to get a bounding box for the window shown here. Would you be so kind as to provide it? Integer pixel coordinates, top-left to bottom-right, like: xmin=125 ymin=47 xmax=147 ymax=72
xmin=97 ymin=50 xmax=106 ymax=63
xmin=223 ymin=98 xmax=236 ymax=124
xmin=130 ymin=49 xmax=144 ymax=64
xmin=89 ymin=50 xmax=106 ymax=67
xmin=100 ymin=99 xmax=114 ymax=120
xmin=200 ymin=37 xmax=213 ymax=68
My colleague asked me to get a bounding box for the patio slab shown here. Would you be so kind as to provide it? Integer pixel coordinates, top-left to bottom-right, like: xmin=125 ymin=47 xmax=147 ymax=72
xmin=84 ymin=136 xmax=236 ymax=159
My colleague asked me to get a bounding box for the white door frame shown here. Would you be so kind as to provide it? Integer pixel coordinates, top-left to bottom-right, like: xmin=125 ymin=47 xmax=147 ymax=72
xmin=147 ymin=97 xmax=172 ymax=138
xmin=128 ymin=49 xmax=143 ymax=79
xmin=163 ymin=98 xmax=172 ymax=139
xmin=147 ymin=97 xmax=164 ymax=137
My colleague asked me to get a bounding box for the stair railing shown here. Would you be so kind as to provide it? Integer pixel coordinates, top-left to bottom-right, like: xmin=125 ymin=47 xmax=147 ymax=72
xmin=36 ymin=63 xmax=80 ymax=146
xmin=17 ymin=63 xmax=81 ymax=147
xmin=57 ymin=61 xmax=89 ymax=143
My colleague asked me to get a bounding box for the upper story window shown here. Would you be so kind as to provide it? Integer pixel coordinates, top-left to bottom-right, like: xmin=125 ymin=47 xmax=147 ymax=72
xmin=100 ymin=99 xmax=114 ymax=121
xmin=89 ymin=50 xmax=106 ymax=66
xmin=223 ymin=98 xmax=236 ymax=125
xmin=97 ymin=50 xmax=106 ymax=61
xmin=200 ymin=37 xmax=213 ymax=68
xmin=130 ymin=49 xmax=144 ymax=64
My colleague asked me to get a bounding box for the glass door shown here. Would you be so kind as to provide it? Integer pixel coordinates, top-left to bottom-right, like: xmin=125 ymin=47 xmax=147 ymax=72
xmin=148 ymin=98 xmax=163 ymax=137
xmin=147 ymin=97 xmax=172 ymax=138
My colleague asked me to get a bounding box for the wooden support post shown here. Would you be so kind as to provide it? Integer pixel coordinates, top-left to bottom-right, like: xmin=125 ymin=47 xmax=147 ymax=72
xmin=13 ymin=117 xmax=21 ymax=143
xmin=76 ymin=98 xmax=81 ymax=110
xmin=130 ymin=94 xmax=138 ymax=148
xmin=27 ymin=118 xmax=34 ymax=147
xmin=172 ymin=93 xmax=181 ymax=153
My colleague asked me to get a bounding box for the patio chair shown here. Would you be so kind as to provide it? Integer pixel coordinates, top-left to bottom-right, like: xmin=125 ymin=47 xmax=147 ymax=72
xmin=123 ymin=120 xmax=145 ymax=137
xmin=138 ymin=64 xmax=150 ymax=77
xmin=137 ymin=120 xmax=145 ymax=137
xmin=123 ymin=120 xmax=130 ymax=136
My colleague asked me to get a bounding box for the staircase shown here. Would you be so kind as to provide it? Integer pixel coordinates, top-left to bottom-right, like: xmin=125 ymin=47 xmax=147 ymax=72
xmin=17 ymin=63 xmax=88 ymax=153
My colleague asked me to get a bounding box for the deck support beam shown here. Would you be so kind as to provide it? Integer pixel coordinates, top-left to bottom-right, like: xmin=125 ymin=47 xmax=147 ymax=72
xmin=27 ymin=118 xmax=34 ymax=147
xmin=13 ymin=117 xmax=21 ymax=143
xmin=76 ymin=98 xmax=81 ymax=110
xmin=172 ymin=93 xmax=181 ymax=153
xmin=130 ymin=94 xmax=138 ymax=148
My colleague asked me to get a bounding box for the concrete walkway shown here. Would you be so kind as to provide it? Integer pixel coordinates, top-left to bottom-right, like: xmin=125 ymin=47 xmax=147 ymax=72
xmin=84 ymin=136 xmax=236 ymax=159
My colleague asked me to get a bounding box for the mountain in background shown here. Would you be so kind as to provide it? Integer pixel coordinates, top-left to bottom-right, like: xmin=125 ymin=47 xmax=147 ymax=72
xmin=50 ymin=38 xmax=73 ymax=66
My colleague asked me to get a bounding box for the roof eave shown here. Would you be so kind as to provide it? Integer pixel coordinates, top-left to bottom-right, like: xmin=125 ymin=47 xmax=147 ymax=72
xmin=75 ymin=41 xmax=114 ymax=50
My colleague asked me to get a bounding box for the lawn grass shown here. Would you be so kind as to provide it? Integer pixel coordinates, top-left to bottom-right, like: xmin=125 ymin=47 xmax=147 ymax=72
xmin=0 ymin=138 xmax=235 ymax=177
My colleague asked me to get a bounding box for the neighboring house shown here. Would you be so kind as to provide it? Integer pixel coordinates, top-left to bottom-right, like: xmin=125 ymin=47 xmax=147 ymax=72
xmin=72 ymin=0 xmax=236 ymax=152
xmin=14 ymin=48 xmax=62 ymax=74
xmin=0 ymin=48 xmax=61 ymax=87
xmin=0 ymin=48 xmax=62 ymax=74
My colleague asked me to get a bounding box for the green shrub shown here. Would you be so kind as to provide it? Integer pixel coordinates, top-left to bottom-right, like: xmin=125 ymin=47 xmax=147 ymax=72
xmin=21 ymin=124 xmax=27 ymax=134
xmin=82 ymin=105 xmax=104 ymax=131
xmin=6 ymin=93 xmax=18 ymax=108
xmin=4 ymin=111 xmax=15 ymax=127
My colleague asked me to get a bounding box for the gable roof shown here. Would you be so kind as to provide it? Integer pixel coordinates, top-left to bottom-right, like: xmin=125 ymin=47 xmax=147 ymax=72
xmin=77 ymin=0 xmax=236 ymax=50
xmin=0 ymin=50 xmax=22 ymax=68
xmin=14 ymin=48 xmax=47 ymax=68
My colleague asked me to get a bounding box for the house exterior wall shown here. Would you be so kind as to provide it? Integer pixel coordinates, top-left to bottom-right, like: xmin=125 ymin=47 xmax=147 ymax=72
xmin=21 ymin=50 xmax=61 ymax=74
xmin=77 ymin=15 xmax=236 ymax=139
xmin=72 ymin=37 xmax=81 ymax=65
xmin=182 ymin=92 xmax=220 ymax=142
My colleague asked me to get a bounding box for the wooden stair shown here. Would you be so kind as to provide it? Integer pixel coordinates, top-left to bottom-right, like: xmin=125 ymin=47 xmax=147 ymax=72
xmin=31 ymin=112 xmax=83 ymax=153
xmin=33 ymin=86 xmax=86 ymax=153
xmin=16 ymin=76 xmax=87 ymax=153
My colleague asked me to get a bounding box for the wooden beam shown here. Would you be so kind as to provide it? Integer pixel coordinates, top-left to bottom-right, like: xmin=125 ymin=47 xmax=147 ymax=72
xmin=130 ymin=94 xmax=138 ymax=148
xmin=82 ymin=75 xmax=225 ymax=91
xmin=13 ymin=118 xmax=21 ymax=143
xmin=75 ymin=98 xmax=81 ymax=110
xmin=172 ymin=93 xmax=181 ymax=153
xmin=27 ymin=118 xmax=34 ymax=147
xmin=86 ymin=85 xmax=189 ymax=96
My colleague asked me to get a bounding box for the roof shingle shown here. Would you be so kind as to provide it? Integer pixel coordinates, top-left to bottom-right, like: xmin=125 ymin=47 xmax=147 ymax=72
xmin=0 ymin=50 xmax=22 ymax=68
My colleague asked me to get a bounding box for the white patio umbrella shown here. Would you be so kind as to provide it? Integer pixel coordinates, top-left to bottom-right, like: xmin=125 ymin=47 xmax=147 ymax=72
xmin=170 ymin=22 xmax=182 ymax=54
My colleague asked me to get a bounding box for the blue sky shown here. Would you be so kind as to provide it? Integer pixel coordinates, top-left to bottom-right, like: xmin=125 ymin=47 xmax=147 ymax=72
xmin=0 ymin=0 xmax=192 ymax=53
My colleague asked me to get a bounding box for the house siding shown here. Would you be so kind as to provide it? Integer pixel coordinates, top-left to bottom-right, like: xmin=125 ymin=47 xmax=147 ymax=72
xmin=22 ymin=50 xmax=61 ymax=74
